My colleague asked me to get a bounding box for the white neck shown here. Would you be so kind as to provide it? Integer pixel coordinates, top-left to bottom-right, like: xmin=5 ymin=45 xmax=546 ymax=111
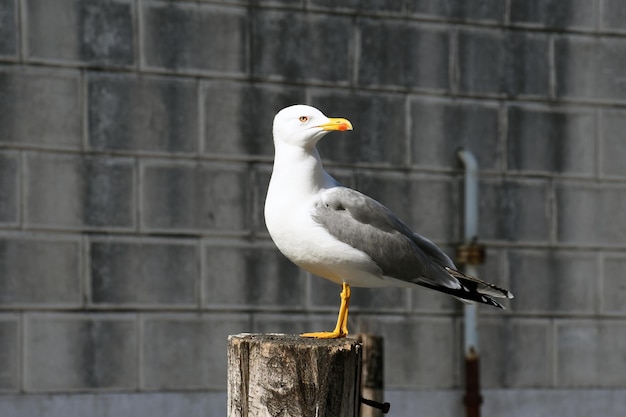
xmin=268 ymin=142 xmax=336 ymax=199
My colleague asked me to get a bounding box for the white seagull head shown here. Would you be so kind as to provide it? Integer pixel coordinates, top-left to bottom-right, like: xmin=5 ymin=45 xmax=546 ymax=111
xmin=272 ymin=104 xmax=353 ymax=150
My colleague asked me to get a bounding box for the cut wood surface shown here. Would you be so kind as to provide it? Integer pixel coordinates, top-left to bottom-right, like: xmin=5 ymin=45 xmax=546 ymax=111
xmin=228 ymin=333 xmax=361 ymax=417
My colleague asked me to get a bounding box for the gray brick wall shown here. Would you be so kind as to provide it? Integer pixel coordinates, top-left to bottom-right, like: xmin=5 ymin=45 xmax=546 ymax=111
xmin=2 ymin=0 xmax=626 ymax=416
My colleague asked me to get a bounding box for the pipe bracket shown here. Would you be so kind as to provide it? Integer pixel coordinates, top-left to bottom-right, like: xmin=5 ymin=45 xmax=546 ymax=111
xmin=456 ymin=238 xmax=486 ymax=265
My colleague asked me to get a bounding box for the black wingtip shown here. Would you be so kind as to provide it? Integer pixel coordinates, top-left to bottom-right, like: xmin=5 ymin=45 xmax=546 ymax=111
xmin=418 ymin=281 xmax=508 ymax=309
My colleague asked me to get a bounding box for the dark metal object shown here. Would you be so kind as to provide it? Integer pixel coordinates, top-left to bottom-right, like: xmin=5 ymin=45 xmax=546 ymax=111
xmin=360 ymin=397 xmax=391 ymax=414
xmin=456 ymin=238 xmax=486 ymax=265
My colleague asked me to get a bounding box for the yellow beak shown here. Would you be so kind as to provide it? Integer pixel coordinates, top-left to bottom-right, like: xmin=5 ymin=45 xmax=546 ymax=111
xmin=318 ymin=117 xmax=353 ymax=132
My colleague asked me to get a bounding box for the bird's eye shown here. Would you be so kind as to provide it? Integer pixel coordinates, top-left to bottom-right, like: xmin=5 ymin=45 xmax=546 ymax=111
xmin=299 ymin=116 xmax=309 ymax=123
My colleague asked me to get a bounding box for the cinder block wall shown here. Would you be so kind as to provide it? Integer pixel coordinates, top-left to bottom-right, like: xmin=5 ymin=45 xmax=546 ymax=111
xmin=2 ymin=1 xmax=626 ymax=416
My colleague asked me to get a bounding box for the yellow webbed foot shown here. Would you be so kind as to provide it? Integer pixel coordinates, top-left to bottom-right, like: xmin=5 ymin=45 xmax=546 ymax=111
xmin=300 ymin=330 xmax=347 ymax=339
xmin=300 ymin=283 xmax=351 ymax=339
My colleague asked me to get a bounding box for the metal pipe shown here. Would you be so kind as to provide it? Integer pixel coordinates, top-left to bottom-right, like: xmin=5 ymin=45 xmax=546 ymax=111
xmin=456 ymin=148 xmax=483 ymax=417
xmin=458 ymin=148 xmax=479 ymax=244
xmin=457 ymin=148 xmax=479 ymax=354
xmin=464 ymin=348 xmax=481 ymax=417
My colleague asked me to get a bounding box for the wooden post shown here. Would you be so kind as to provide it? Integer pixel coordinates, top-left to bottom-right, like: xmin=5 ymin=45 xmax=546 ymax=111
xmin=228 ymin=333 xmax=361 ymax=417
xmin=357 ymin=334 xmax=388 ymax=417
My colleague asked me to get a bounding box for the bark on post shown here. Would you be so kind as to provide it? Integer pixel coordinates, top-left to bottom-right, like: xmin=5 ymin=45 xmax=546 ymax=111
xmin=228 ymin=333 xmax=361 ymax=417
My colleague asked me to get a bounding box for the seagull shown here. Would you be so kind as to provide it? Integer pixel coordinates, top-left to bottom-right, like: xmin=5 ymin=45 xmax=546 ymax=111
xmin=264 ymin=104 xmax=513 ymax=339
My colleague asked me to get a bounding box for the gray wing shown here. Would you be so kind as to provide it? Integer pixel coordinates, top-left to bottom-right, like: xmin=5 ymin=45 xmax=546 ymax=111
xmin=314 ymin=186 xmax=512 ymax=307
xmin=313 ymin=186 xmax=461 ymax=290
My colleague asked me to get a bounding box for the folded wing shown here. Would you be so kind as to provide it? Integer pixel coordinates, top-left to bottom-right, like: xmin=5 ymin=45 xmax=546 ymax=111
xmin=313 ymin=186 xmax=512 ymax=308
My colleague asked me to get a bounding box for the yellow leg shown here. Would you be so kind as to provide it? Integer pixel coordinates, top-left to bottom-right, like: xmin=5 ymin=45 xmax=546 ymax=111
xmin=301 ymin=283 xmax=351 ymax=339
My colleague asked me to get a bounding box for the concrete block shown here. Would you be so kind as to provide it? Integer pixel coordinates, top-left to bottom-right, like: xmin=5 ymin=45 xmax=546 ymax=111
xmin=309 ymin=274 xmax=409 ymax=312
xmin=24 ymin=314 xmax=137 ymax=391
xmin=252 ymin=10 xmax=351 ymax=82
xmin=358 ymin=19 xmax=449 ymax=90
xmin=89 ymin=238 xmax=198 ymax=307
xmin=600 ymin=109 xmax=626 ymax=177
xmin=556 ymin=182 xmax=626 ymax=246
xmin=479 ymin=179 xmax=551 ymax=243
xmin=507 ymin=105 xmax=596 ymax=175
xmin=385 ymin=390 xmax=462 ymax=417
xmin=0 ymin=0 xmax=17 ymax=57
xmin=410 ymin=285 xmax=458 ymax=312
xmin=483 ymin=388 xmax=626 ymax=417
xmin=601 ymin=0 xmax=626 ymax=32
xmin=0 ymin=152 xmax=18 ymax=225
xmin=478 ymin=318 xmax=551 ymax=388
xmin=0 ymin=236 xmax=81 ymax=307
xmin=25 ymin=0 xmax=134 ymax=66
xmin=252 ymin=165 xmax=273 ymax=235
xmin=556 ymin=320 xmax=626 ymax=387
xmin=509 ymin=0 xmax=596 ymax=29
xmin=389 ymin=388 xmax=626 ymax=417
xmin=602 ymin=256 xmax=626 ymax=314
xmin=311 ymin=0 xmax=404 ymax=13
xmin=141 ymin=161 xmax=248 ymax=233
xmin=409 ymin=0 xmax=504 ymax=22
xmin=87 ymin=73 xmax=198 ymax=154
xmin=0 ymin=315 xmax=19 ymax=391
xmin=354 ymin=286 xmax=409 ymax=314
xmin=355 ymin=172 xmax=459 ymax=242
xmin=25 ymin=154 xmax=135 ymax=230
xmin=0 ymin=69 xmax=81 ymax=149
xmin=202 ymin=81 xmax=305 ymax=157
xmin=142 ymin=2 xmax=247 ymax=74
xmin=203 ymin=240 xmax=305 ymax=309
xmin=248 ymin=0 xmax=300 ymax=5
xmin=251 ymin=313 xmax=325 ymax=335
xmin=141 ymin=313 xmax=251 ymax=390
xmin=459 ymin=29 xmax=549 ymax=97
xmin=0 ymin=392 xmax=227 ymax=417
xmin=410 ymin=97 xmax=501 ymax=170
xmin=358 ymin=316 xmax=457 ymax=389
xmin=311 ymin=91 xmax=407 ymax=166
xmin=507 ymin=250 xmax=598 ymax=314
xmin=555 ymin=35 xmax=626 ymax=102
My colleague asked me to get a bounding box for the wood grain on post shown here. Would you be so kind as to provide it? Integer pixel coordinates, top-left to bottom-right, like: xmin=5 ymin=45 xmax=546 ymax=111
xmin=228 ymin=333 xmax=361 ymax=417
